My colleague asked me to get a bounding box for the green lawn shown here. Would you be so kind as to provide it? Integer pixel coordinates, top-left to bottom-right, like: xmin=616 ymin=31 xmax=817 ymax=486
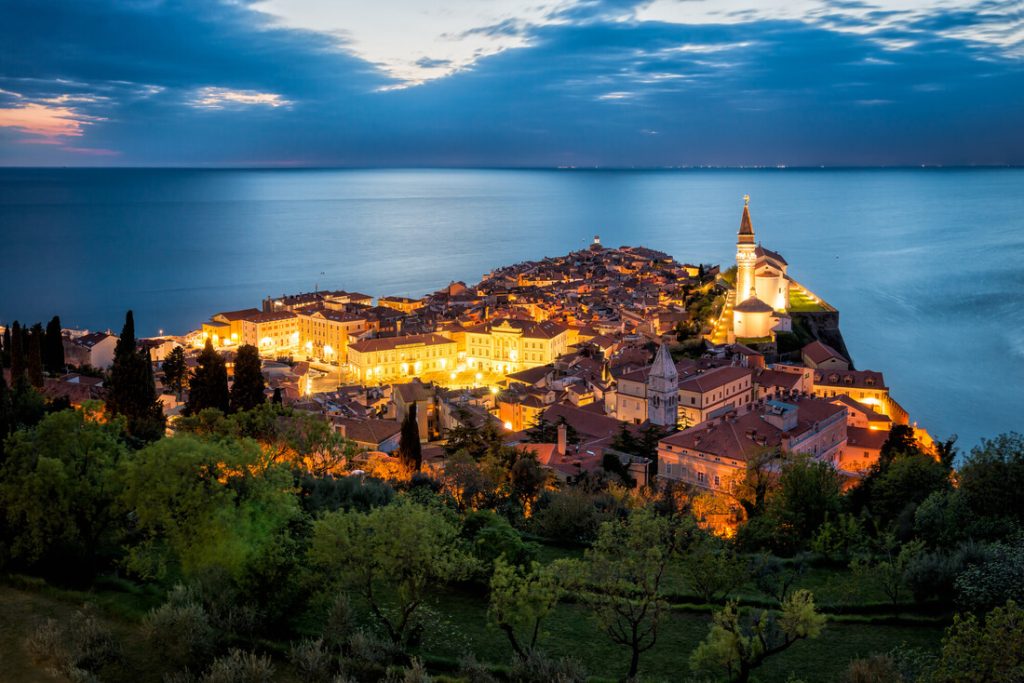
xmin=788 ymin=290 xmax=826 ymax=313
xmin=417 ymin=586 xmax=943 ymax=682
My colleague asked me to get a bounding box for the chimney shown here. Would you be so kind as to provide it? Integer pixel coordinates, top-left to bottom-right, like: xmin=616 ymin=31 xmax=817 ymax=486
xmin=557 ymin=423 xmax=567 ymax=456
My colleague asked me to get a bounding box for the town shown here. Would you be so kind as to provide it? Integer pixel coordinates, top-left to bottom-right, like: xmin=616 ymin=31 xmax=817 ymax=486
xmin=1 ymin=199 xmax=1017 ymax=683
xmin=16 ymin=197 xmax=932 ymax=528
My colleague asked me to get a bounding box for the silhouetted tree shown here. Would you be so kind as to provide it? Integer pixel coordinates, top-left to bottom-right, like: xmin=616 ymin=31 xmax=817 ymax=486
xmin=272 ymin=387 xmax=283 ymax=405
xmin=43 ymin=315 xmax=64 ymax=375
xmin=398 ymin=403 xmax=422 ymax=473
xmin=161 ymin=346 xmax=187 ymax=400
xmin=9 ymin=321 xmax=25 ymax=382
xmin=229 ymin=344 xmax=266 ymax=413
xmin=185 ymin=338 xmax=229 ymax=415
xmin=106 ymin=311 xmax=165 ymax=442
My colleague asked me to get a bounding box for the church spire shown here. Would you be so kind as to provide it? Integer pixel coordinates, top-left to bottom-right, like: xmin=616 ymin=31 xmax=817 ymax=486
xmin=650 ymin=342 xmax=677 ymax=380
xmin=738 ymin=194 xmax=754 ymax=244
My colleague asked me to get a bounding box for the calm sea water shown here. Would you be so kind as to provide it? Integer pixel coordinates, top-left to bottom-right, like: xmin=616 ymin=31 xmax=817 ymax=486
xmin=0 ymin=168 xmax=1021 ymax=447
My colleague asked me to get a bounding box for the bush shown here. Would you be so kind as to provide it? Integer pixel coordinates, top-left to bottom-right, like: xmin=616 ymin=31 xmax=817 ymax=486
xmin=289 ymin=639 xmax=336 ymax=683
xmin=458 ymin=654 xmax=498 ymax=683
xmin=200 ymin=649 xmax=275 ymax=683
xmin=24 ymin=607 xmax=120 ymax=680
xmin=383 ymin=657 xmax=431 ymax=683
xmin=321 ymin=593 xmax=355 ymax=651
xmin=509 ymin=650 xmax=587 ymax=683
xmin=531 ymin=490 xmax=609 ymax=544
xmin=143 ymin=593 xmax=217 ymax=672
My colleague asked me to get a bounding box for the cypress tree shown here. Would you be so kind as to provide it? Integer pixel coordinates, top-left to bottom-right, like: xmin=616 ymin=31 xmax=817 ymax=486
xmin=107 ymin=310 xmax=165 ymax=442
xmin=229 ymin=344 xmax=266 ymax=413
xmin=186 ymin=338 xmax=229 ymax=415
xmin=26 ymin=324 xmax=45 ymax=388
xmin=9 ymin=321 xmax=24 ymax=382
xmin=397 ymin=403 xmax=422 ymax=473
xmin=43 ymin=315 xmax=64 ymax=375
xmin=272 ymin=387 xmax=283 ymax=405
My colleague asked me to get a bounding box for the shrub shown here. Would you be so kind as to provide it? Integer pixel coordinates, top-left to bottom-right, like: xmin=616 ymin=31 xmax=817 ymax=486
xmin=458 ymin=654 xmax=498 ymax=683
xmin=143 ymin=595 xmax=217 ymax=672
xmin=509 ymin=650 xmax=587 ymax=683
xmin=200 ymin=649 xmax=274 ymax=683
xmin=289 ymin=639 xmax=336 ymax=683
xmin=321 ymin=593 xmax=355 ymax=651
xmin=24 ymin=607 xmax=120 ymax=680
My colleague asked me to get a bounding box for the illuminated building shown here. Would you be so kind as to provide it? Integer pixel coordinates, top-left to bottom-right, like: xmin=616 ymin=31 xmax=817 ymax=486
xmin=297 ymin=308 xmax=371 ymax=363
xmin=463 ymin=319 xmax=569 ymax=375
xmin=201 ymin=308 xmax=261 ymax=347
xmin=658 ymin=396 xmax=847 ymax=492
xmin=646 ymin=343 xmax=678 ymax=428
xmin=240 ymin=310 xmax=300 ymax=356
xmin=347 ymin=333 xmax=458 ymax=382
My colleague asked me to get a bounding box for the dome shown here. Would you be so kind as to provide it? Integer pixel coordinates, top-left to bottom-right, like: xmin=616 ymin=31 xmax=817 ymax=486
xmin=734 ymin=296 xmax=774 ymax=314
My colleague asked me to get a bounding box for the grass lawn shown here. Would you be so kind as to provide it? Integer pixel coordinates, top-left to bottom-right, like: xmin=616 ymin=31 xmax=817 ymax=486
xmin=418 ymin=586 xmax=943 ymax=682
xmin=2 ymin=560 xmax=945 ymax=683
xmin=788 ymin=290 xmax=826 ymax=313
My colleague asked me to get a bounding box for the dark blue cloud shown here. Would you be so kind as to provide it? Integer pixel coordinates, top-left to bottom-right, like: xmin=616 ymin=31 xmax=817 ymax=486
xmin=1 ymin=0 xmax=1022 ymax=166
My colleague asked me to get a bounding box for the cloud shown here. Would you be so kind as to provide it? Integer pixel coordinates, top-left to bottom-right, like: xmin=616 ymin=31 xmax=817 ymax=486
xmin=0 ymin=101 xmax=103 ymax=142
xmin=190 ymin=87 xmax=293 ymax=109
xmin=0 ymin=0 xmax=1022 ymax=166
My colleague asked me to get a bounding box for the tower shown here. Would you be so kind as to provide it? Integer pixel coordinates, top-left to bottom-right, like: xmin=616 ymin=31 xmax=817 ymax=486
xmin=736 ymin=194 xmax=756 ymax=301
xmin=647 ymin=343 xmax=678 ymax=428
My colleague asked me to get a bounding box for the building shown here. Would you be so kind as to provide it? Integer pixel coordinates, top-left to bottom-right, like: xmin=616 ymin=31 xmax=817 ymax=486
xmin=811 ymin=368 xmax=907 ymax=422
xmin=378 ymin=296 xmax=425 ymax=314
xmin=393 ymin=379 xmax=440 ymax=441
xmin=646 ymin=343 xmax=678 ymax=428
xmin=732 ymin=196 xmax=792 ymax=340
xmin=802 ymin=340 xmax=850 ymax=371
xmin=463 ymin=319 xmax=570 ymax=375
xmin=657 ymin=396 xmax=848 ymax=492
xmin=65 ymin=332 xmax=119 ymax=370
xmin=240 ymin=311 xmax=300 ymax=356
xmin=677 ymin=365 xmax=755 ymax=428
xmin=331 ymin=417 xmax=403 ymax=453
xmin=347 ymin=333 xmax=458 ymax=382
xmin=297 ymin=308 xmax=372 ymax=363
xmin=201 ymin=308 xmax=262 ymax=347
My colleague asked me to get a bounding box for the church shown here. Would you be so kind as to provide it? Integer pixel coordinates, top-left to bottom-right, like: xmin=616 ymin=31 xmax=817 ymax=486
xmin=731 ymin=196 xmax=793 ymax=340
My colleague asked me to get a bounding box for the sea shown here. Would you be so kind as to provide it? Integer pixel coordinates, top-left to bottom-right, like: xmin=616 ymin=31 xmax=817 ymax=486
xmin=0 ymin=167 xmax=1021 ymax=449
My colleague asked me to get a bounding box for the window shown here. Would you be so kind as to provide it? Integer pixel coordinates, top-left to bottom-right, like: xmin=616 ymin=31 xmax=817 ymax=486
xmin=697 ymin=472 xmax=706 ymax=483
xmin=714 ymin=475 xmax=721 ymax=487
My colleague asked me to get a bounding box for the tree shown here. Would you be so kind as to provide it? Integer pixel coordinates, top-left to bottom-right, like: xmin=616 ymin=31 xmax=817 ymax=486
xmin=26 ymin=323 xmax=44 ymax=387
xmin=526 ymin=415 xmax=579 ymax=446
xmin=119 ymin=434 xmax=299 ymax=581
xmin=277 ymin=412 xmax=359 ymax=476
xmin=954 ymin=539 xmax=1024 ymax=612
xmin=489 ymin=558 xmax=561 ymax=657
xmin=397 ymin=403 xmax=422 ymax=474
xmin=850 ymin=534 xmax=924 ymax=606
xmin=731 ymin=448 xmax=782 ymax=519
xmin=9 ymin=321 xmax=25 ymax=382
xmin=442 ymin=451 xmax=495 ymax=512
xmin=43 ymin=315 xmax=64 ymax=375
xmin=229 ymin=344 xmax=266 ymax=413
xmin=680 ymin=533 xmax=749 ymax=603
xmin=162 ymin=346 xmax=188 ymax=400
xmin=571 ymin=509 xmax=687 ymax=679
xmin=771 ymin=456 xmax=842 ymax=544
xmin=309 ymin=500 xmax=477 ymax=646
xmin=929 ymin=600 xmax=1024 ymax=683
xmin=0 ymin=409 xmax=128 ymax=579
xmin=186 ymin=339 xmax=229 ymax=415
xmin=271 ymin=387 xmax=283 ymax=405
xmin=106 ymin=311 xmax=165 ymax=442
xmin=957 ymin=433 xmax=1024 ymax=528
xmin=689 ymin=590 xmax=826 ymax=683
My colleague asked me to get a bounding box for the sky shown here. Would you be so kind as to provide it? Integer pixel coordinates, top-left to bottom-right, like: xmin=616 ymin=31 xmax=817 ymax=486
xmin=1 ymin=0 xmax=1022 ymax=167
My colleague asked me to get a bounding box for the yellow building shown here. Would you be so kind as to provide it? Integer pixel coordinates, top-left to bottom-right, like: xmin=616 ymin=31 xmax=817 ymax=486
xmin=241 ymin=311 xmax=300 ymax=356
xmin=378 ymin=296 xmax=425 ymax=314
xmin=811 ymin=369 xmax=908 ymax=423
xmin=348 ymin=333 xmax=458 ymax=382
xmin=297 ymin=309 xmax=372 ymax=363
xmin=201 ymin=308 xmax=261 ymax=347
xmin=464 ymin=319 xmax=569 ymax=375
